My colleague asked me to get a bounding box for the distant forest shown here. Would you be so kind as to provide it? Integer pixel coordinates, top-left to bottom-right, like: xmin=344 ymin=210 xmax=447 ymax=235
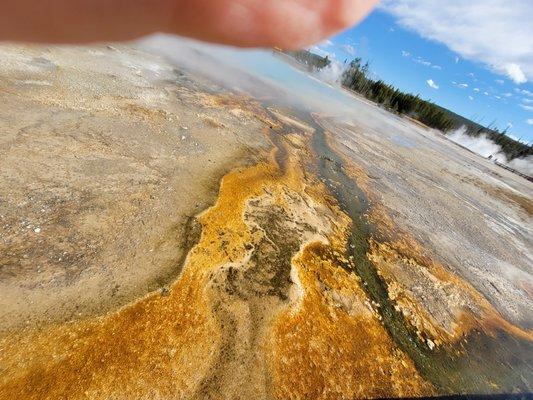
xmin=341 ymin=58 xmax=532 ymax=160
xmin=284 ymin=50 xmax=332 ymax=71
xmin=284 ymin=50 xmax=532 ymax=161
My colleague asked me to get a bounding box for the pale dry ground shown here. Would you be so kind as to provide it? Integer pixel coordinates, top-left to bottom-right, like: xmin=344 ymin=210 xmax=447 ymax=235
xmin=0 ymin=44 xmax=269 ymax=332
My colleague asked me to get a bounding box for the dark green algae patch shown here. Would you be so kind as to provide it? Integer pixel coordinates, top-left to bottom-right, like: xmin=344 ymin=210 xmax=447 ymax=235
xmin=268 ymin=107 xmax=532 ymax=395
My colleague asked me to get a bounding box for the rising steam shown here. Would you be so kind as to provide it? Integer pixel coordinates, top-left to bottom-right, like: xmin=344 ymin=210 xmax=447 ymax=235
xmin=315 ymin=60 xmax=346 ymax=85
xmin=447 ymin=126 xmax=532 ymax=175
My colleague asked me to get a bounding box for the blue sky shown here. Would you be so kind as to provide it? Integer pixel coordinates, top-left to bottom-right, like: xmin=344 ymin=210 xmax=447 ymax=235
xmin=311 ymin=3 xmax=533 ymax=144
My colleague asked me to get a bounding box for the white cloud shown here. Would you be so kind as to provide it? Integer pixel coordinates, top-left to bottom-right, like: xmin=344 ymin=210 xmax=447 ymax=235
xmin=341 ymin=44 xmax=355 ymax=55
xmin=454 ymin=56 xmax=459 ymax=64
xmin=312 ymin=46 xmax=335 ymax=59
xmin=426 ymin=79 xmax=439 ymax=89
xmin=520 ymin=104 xmax=533 ymax=111
xmin=495 ymin=79 xmax=504 ymax=85
xmin=401 ymin=50 xmax=410 ymax=57
xmin=473 ymin=88 xmax=480 ymax=92
xmin=468 ymin=96 xmax=474 ymax=101
xmin=522 ymin=98 xmax=533 ymax=103
xmin=483 ymin=91 xmax=489 ymax=96
xmin=321 ymin=39 xmax=334 ymax=47
xmin=414 ymin=57 xmax=431 ymax=67
xmin=431 ymin=65 xmax=442 ymax=70
xmin=526 ymin=119 xmax=533 ymax=125
xmin=379 ymin=0 xmax=533 ymax=83
xmin=503 ymin=92 xmax=512 ymax=97
xmin=502 ymin=63 xmax=526 ymax=84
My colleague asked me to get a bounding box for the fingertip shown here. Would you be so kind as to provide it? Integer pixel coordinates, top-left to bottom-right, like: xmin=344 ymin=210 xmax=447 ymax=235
xmin=329 ymin=0 xmax=379 ymax=29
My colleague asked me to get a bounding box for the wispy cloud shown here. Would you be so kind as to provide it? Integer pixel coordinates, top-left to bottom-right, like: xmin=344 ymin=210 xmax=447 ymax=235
xmin=379 ymin=0 xmax=533 ymax=83
xmin=468 ymin=96 xmax=474 ymax=100
xmin=520 ymin=104 xmax=533 ymax=111
xmin=426 ymin=79 xmax=439 ymax=89
xmin=408 ymin=55 xmax=443 ymax=70
xmin=495 ymin=79 xmax=504 ymax=85
xmin=414 ymin=57 xmax=431 ymax=67
xmin=401 ymin=50 xmax=410 ymax=57
xmin=453 ymin=82 xmax=468 ymax=89
xmin=526 ymin=119 xmax=533 ymax=125
xmin=516 ymin=88 xmax=533 ymax=97
xmin=473 ymin=88 xmax=480 ymax=92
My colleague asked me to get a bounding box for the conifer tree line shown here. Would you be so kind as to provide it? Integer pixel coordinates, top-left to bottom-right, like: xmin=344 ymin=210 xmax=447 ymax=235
xmin=285 ymin=49 xmax=332 ymax=71
xmin=341 ymin=58 xmax=532 ymax=160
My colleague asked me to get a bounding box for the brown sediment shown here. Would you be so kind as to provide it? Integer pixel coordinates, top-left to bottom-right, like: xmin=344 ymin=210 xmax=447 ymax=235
xmin=446 ymin=171 xmax=533 ymax=217
xmin=195 ymin=91 xmax=270 ymax=123
xmin=486 ymin=186 xmax=533 ymax=217
xmin=271 ymin=243 xmax=435 ymax=399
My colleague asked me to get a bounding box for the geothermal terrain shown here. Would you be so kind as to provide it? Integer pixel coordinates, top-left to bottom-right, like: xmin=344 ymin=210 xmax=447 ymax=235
xmin=0 ymin=42 xmax=532 ymax=399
